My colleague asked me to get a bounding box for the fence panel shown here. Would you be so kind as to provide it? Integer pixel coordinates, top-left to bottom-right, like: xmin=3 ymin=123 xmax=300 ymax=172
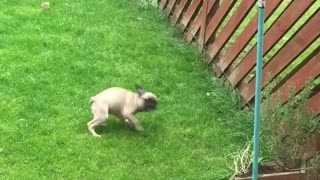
xmin=273 ymin=49 xmax=320 ymax=105
xmin=240 ymin=11 xmax=320 ymax=103
xmin=216 ymin=0 xmax=282 ymax=76
xmin=206 ymin=0 xmax=256 ymax=60
xmin=180 ymin=0 xmax=202 ymax=31
xmin=185 ymin=0 xmax=218 ymax=43
xmin=204 ymin=0 xmax=236 ymax=44
xmin=159 ymin=0 xmax=168 ymax=10
xmin=164 ymin=0 xmax=177 ymax=16
xmin=227 ymin=0 xmax=314 ymax=87
xmin=308 ymin=92 xmax=320 ymax=114
xmin=170 ymin=0 xmax=189 ymax=24
xmin=158 ymin=0 xmax=320 ymax=115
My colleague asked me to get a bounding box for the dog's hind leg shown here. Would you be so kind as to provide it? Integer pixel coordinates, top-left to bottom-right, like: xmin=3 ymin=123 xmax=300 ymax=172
xmin=88 ymin=115 xmax=107 ymax=137
xmin=87 ymin=105 xmax=108 ymax=138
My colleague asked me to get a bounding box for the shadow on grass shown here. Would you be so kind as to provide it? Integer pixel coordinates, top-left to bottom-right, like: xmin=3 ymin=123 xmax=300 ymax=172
xmin=83 ymin=117 xmax=163 ymax=138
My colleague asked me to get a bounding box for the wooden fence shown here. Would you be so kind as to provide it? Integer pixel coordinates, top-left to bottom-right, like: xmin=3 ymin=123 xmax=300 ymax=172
xmin=158 ymin=0 xmax=320 ymax=115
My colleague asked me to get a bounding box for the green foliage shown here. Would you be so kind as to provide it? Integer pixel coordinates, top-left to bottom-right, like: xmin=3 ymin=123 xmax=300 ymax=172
xmin=138 ymin=0 xmax=158 ymax=8
xmin=308 ymin=155 xmax=320 ymax=175
xmin=228 ymin=139 xmax=253 ymax=176
xmin=260 ymin=81 xmax=320 ymax=168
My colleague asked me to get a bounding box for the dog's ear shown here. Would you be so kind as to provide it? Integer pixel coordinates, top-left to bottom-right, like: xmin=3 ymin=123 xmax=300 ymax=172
xmin=135 ymin=84 xmax=145 ymax=96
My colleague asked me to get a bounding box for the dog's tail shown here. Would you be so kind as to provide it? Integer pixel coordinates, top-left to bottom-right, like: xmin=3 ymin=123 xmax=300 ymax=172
xmin=89 ymin=96 xmax=95 ymax=105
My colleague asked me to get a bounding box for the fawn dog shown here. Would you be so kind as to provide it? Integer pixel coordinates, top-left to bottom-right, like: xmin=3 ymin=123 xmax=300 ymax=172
xmin=87 ymin=85 xmax=157 ymax=137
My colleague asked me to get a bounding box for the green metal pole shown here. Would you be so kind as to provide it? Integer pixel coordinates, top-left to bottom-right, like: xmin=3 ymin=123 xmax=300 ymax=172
xmin=252 ymin=0 xmax=265 ymax=179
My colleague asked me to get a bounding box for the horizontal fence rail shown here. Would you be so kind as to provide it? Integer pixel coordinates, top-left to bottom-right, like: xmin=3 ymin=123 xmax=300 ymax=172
xmin=158 ymin=0 xmax=320 ymax=115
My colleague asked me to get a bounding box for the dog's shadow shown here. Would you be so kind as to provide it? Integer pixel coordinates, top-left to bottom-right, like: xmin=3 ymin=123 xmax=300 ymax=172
xmin=93 ymin=117 xmax=160 ymax=138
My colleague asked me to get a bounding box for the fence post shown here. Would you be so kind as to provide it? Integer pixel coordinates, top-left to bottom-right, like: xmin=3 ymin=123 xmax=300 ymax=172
xmin=198 ymin=0 xmax=220 ymax=56
xmin=198 ymin=0 xmax=208 ymax=53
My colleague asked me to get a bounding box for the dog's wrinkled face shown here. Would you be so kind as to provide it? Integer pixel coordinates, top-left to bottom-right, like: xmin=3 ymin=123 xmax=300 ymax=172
xmin=142 ymin=92 xmax=157 ymax=111
xmin=136 ymin=85 xmax=158 ymax=111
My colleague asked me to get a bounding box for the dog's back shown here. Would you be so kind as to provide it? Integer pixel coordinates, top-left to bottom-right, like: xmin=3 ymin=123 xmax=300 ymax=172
xmin=90 ymin=87 xmax=136 ymax=116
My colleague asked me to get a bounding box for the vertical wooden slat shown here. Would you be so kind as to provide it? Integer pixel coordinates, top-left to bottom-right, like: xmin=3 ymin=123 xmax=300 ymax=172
xmin=216 ymin=0 xmax=282 ymax=76
xmin=227 ymin=0 xmax=315 ymax=87
xmin=240 ymin=11 xmax=320 ymax=103
xmin=197 ymin=0 xmax=208 ymax=52
xmin=204 ymin=0 xmax=236 ymax=44
xmin=185 ymin=0 xmax=218 ymax=43
xmin=159 ymin=0 xmax=168 ymax=10
xmin=307 ymin=92 xmax=320 ymax=114
xmin=180 ymin=0 xmax=202 ymax=31
xmin=164 ymin=0 xmax=178 ymax=17
xmin=170 ymin=0 xmax=189 ymax=24
xmin=206 ymin=0 xmax=256 ymax=62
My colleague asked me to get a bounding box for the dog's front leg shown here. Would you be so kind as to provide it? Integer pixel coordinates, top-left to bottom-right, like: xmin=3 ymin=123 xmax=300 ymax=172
xmin=125 ymin=114 xmax=144 ymax=131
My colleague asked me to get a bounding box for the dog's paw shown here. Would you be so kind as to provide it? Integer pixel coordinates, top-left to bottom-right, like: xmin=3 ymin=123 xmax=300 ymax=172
xmin=136 ymin=126 xmax=145 ymax=132
xmin=93 ymin=134 xmax=102 ymax=138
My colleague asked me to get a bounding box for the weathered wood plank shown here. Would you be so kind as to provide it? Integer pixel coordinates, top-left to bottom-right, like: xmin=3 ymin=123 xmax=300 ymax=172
xmin=197 ymin=0 xmax=208 ymax=51
xmin=185 ymin=0 xmax=218 ymax=43
xmin=240 ymin=12 xmax=320 ymax=103
xmin=204 ymin=0 xmax=236 ymax=44
xmin=234 ymin=171 xmax=303 ymax=180
xmin=180 ymin=0 xmax=202 ymax=31
xmin=164 ymin=0 xmax=177 ymax=17
xmin=275 ymin=50 xmax=320 ymax=105
xmin=170 ymin=0 xmax=188 ymax=24
xmin=307 ymin=91 xmax=320 ymax=115
xmin=159 ymin=0 xmax=168 ymax=10
xmin=216 ymin=0 xmax=281 ymax=77
xmin=206 ymin=0 xmax=256 ymax=62
xmin=227 ymin=0 xmax=314 ymax=87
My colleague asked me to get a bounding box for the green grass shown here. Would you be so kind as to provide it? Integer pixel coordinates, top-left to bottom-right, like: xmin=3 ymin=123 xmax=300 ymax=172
xmin=0 ymin=0 xmax=253 ymax=179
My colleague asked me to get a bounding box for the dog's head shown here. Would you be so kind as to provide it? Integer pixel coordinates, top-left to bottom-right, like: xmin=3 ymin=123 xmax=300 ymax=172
xmin=136 ymin=85 xmax=157 ymax=112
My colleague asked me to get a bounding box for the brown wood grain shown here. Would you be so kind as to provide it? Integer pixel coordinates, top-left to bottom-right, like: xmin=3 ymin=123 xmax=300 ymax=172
xmin=164 ymin=0 xmax=177 ymax=17
xmin=307 ymin=91 xmax=320 ymax=114
xmin=170 ymin=0 xmax=188 ymax=24
xmin=159 ymin=0 xmax=168 ymax=10
xmin=240 ymin=12 xmax=320 ymax=103
xmin=216 ymin=0 xmax=282 ymax=77
xmin=276 ymin=51 xmax=320 ymax=105
xmin=197 ymin=0 xmax=208 ymax=51
xmin=227 ymin=0 xmax=314 ymax=87
xmin=185 ymin=0 xmax=218 ymax=43
xmin=204 ymin=0 xmax=236 ymax=44
xmin=206 ymin=0 xmax=256 ymax=62
xmin=251 ymin=48 xmax=320 ymax=109
xmin=180 ymin=0 xmax=202 ymax=31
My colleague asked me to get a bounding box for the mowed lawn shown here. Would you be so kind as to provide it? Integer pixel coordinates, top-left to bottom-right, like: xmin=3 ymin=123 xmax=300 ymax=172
xmin=0 ymin=0 xmax=253 ymax=179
